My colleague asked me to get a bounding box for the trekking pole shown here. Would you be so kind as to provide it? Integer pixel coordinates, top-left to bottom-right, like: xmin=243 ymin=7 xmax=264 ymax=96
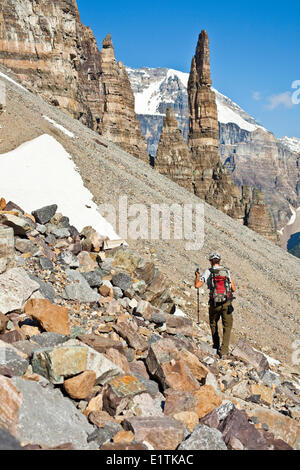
xmin=197 ymin=287 xmax=200 ymax=325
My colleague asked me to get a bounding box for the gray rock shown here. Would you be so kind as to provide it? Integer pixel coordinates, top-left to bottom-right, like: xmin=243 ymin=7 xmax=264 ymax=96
xmin=39 ymin=257 xmax=54 ymax=271
xmin=216 ymin=401 xmax=235 ymax=421
xmin=258 ymin=370 xmax=281 ymax=388
xmin=51 ymin=228 xmax=70 ymax=239
xmin=63 ymin=269 xmax=100 ymax=303
xmin=0 ymin=345 xmax=28 ymax=376
xmin=178 ymin=424 xmax=227 ymax=450
xmin=31 ymin=332 xmax=69 ymax=348
xmin=133 ymin=375 xmax=160 ymax=397
xmin=82 ymin=270 xmax=103 ymax=288
xmin=0 ymin=268 xmax=40 ymax=314
xmin=45 ymin=234 xmax=56 ymax=246
xmin=113 ymin=287 xmax=123 ymax=300
xmin=28 ymin=274 xmax=56 ymax=302
xmin=15 ymin=238 xmax=39 ymax=255
xmin=87 ymin=422 xmax=122 ymax=446
xmin=12 ymin=377 xmax=97 ymax=450
xmin=13 ymin=340 xmax=41 ymax=358
xmin=36 ymin=224 xmax=47 ymax=234
xmin=57 ymin=251 xmax=79 ymax=268
xmin=32 ymin=205 xmax=58 ymax=225
xmin=150 ymin=312 xmax=166 ymax=325
xmin=99 ymin=259 xmax=114 ymax=275
xmin=112 ymin=272 xmax=132 ymax=292
xmin=0 ymin=428 xmax=22 ymax=450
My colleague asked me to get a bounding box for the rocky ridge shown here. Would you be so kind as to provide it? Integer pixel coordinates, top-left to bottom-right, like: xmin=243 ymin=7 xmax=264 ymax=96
xmin=0 ymin=0 xmax=148 ymax=161
xmin=0 ymin=200 xmax=299 ymax=450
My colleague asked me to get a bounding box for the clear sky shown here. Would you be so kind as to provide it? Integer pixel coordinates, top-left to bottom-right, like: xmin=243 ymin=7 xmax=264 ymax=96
xmin=77 ymin=0 xmax=300 ymax=139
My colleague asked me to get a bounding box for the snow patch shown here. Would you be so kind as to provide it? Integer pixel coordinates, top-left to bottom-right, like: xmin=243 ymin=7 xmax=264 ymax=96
xmin=0 ymin=71 xmax=27 ymax=92
xmin=279 ymin=136 xmax=300 ymax=154
xmin=0 ymin=135 xmax=119 ymax=240
xmin=43 ymin=116 xmax=75 ymax=138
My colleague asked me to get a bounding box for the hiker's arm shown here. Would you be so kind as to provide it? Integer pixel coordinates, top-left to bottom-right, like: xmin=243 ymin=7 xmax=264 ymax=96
xmin=231 ymin=277 xmax=237 ymax=292
xmin=195 ymin=269 xmax=209 ymax=289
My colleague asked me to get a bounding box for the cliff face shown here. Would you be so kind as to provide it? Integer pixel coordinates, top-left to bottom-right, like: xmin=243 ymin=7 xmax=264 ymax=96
xmin=0 ymin=0 xmax=148 ymax=160
xmin=99 ymin=34 xmax=149 ymax=162
xmin=155 ymin=108 xmax=193 ymax=192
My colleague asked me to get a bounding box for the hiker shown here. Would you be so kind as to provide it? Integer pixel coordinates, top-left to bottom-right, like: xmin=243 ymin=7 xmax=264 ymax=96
xmin=195 ymin=252 xmax=236 ymax=359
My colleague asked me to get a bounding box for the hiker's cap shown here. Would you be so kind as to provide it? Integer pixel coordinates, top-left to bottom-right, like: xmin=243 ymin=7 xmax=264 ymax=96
xmin=209 ymin=252 xmax=221 ymax=261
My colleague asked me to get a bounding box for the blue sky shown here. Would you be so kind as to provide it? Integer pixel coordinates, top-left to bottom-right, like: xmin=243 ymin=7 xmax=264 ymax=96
xmin=77 ymin=0 xmax=300 ymax=139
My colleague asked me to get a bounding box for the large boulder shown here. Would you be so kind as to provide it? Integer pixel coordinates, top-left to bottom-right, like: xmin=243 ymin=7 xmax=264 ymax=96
xmin=0 ymin=268 xmax=40 ymax=314
xmin=25 ymin=299 xmax=70 ymax=336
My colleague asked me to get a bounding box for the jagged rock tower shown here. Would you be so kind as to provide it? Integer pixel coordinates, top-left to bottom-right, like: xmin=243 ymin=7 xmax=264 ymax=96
xmin=188 ymin=30 xmax=245 ymax=221
xmin=100 ymin=34 xmax=149 ymax=162
xmin=155 ymin=108 xmax=193 ymax=191
xmin=246 ymin=189 xmax=280 ymax=244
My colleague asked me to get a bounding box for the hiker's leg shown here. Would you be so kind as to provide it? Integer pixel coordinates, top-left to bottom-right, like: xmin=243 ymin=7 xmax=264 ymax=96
xmin=209 ymin=304 xmax=221 ymax=351
xmin=220 ymin=301 xmax=233 ymax=355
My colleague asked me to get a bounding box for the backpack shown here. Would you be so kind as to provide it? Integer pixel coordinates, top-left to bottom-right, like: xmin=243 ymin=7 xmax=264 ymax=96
xmin=209 ymin=266 xmax=233 ymax=305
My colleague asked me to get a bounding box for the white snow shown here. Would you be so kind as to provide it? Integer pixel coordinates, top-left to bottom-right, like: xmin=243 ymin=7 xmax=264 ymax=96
xmin=43 ymin=116 xmax=75 ymax=138
xmin=0 ymin=71 xmax=27 ymax=92
xmin=279 ymin=136 xmax=300 ymax=154
xmin=129 ymin=66 xmax=262 ymax=132
xmin=0 ymin=134 xmax=119 ymax=240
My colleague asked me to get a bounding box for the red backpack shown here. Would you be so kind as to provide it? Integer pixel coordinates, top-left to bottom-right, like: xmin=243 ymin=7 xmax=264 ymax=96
xmin=209 ymin=266 xmax=233 ymax=305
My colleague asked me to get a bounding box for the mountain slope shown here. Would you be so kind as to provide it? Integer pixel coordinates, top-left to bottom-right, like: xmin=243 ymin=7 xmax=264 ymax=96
xmin=0 ymin=64 xmax=299 ymax=363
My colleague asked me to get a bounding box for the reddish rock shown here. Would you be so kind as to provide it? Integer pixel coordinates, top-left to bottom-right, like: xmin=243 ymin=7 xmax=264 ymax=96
xmin=104 ymin=348 xmax=131 ymax=375
xmin=0 ymin=375 xmax=22 ymax=436
xmin=24 ymin=299 xmax=70 ymax=336
xmin=103 ymin=375 xmax=146 ymax=416
xmin=113 ymin=322 xmax=148 ymax=351
xmin=0 ymin=313 xmax=8 ymax=333
xmin=113 ymin=430 xmax=134 ymax=444
xmin=129 ymin=361 xmax=150 ymax=380
xmin=78 ymin=334 xmax=125 ymax=355
xmin=165 ymin=315 xmax=194 ymax=337
xmin=123 ymin=416 xmax=186 ymax=450
xmin=0 ymin=330 xmax=23 ymax=344
xmin=63 ymin=370 xmax=96 ymax=400
xmin=88 ymin=410 xmax=116 ymax=427
xmin=84 ymin=394 xmax=103 ymax=415
xmin=231 ymin=340 xmax=269 ymax=371
xmin=157 ymin=360 xmax=200 ymax=392
xmin=193 ymin=385 xmax=222 ymax=419
xmin=146 ymin=338 xmax=179 ymax=376
xmin=163 ymin=390 xmax=199 ymax=417
xmin=174 ymin=349 xmax=209 ymax=381
xmin=173 ymin=411 xmax=199 ymax=433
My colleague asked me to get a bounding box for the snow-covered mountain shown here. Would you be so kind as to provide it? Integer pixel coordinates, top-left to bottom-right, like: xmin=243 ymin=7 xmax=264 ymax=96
xmin=126 ymin=66 xmax=300 ymax=245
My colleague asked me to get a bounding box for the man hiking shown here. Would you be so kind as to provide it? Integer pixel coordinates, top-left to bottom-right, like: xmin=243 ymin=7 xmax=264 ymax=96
xmin=195 ymin=252 xmax=236 ymax=359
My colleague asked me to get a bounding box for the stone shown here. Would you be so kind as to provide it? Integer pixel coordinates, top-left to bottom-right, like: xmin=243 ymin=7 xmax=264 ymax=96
xmin=123 ymin=416 xmax=186 ymax=450
xmin=20 ymin=325 xmax=40 ymax=338
xmin=219 ymin=408 xmax=268 ymax=450
xmin=227 ymin=436 xmax=244 ymax=450
xmin=13 ymin=340 xmax=40 ymax=358
xmin=51 ymin=228 xmax=70 ymax=239
xmin=231 ymin=381 xmax=250 ymax=401
xmin=193 ymin=385 xmax=223 ymax=419
xmin=0 ymin=340 xmax=29 ymax=376
xmin=157 ymin=359 xmax=200 ymax=392
xmin=104 ymin=348 xmax=131 ymax=375
xmin=0 ymin=330 xmax=23 ymax=344
xmin=249 ymin=406 xmax=300 ymax=449
xmin=12 ymin=377 xmax=97 ymax=449
xmin=87 ymin=423 xmax=122 ymax=447
xmin=0 ymin=268 xmax=40 ymax=314
xmin=82 ymin=270 xmax=103 ymax=287
xmin=85 ymin=394 xmax=103 ymax=415
xmin=27 ymin=274 xmax=56 ymax=302
xmin=77 ymin=251 xmax=98 ymax=273
xmin=88 ymin=410 xmax=115 ymax=427
xmin=0 ymin=214 xmax=35 ymax=236
xmin=32 ymin=345 xmax=88 ymax=384
xmin=78 ymin=334 xmax=125 ymax=355
xmin=39 ymin=257 xmax=54 ymax=271
xmin=113 ymin=322 xmax=148 ymax=351
xmin=178 ymin=424 xmax=227 ymax=450
xmin=64 ymin=339 xmax=125 ymax=385
xmin=25 ymin=299 xmax=70 ymax=336
xmin=63 ymin=269 xmax=100 ymax=303
xmin=32 ymin=205 xmax=58 ymax=225
xmin=259 ymin=369 xmax=281 ymax=388
xmin=173 ymin=411 xmax=199 ymax=433
xmin=15 ymin=238 xmax=38 ymax=255
xmin=0 ymin=226 xmax=14 ymax=274
xmin=0 ymin=375 xmax=23 ymax=436
xmin=57 ymin=251 xmax=79 ymax=268
xmin=63 ymin=371 xmax=96 ymax=400
xmin=0 ymin=312 xmax=8 ymax=333
xmin=129 ymin=392 xmax=164 ymax=417
xmin=146 ymin=338 xmax=179 ymax=376
xmin=113 ymin=430 xmax=134 ymax=444
xmin=112 ymin=272 xmax=132 ymax=291
xmin=164 ymin=390 xmax=199 ymax=417
xmin=0 ymin=428 xmax=22 ymax=450
xmin=174 ymin=349 xmax=209 ymax=381
xmin=30 ymin=332 xmax=69 ymax=348
xmin=103 ymin=375 xmax=146 ymax=416
xmin=232 ymin=340 xmax=269 ymax=371
xmin=249 ymin=384 xmax=274 ymax=406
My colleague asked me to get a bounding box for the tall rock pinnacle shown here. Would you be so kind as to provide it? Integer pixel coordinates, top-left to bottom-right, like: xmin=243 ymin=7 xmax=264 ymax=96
xmin=155 ymin=108 xmax=193 ymax=191
xmin=100 ymin=33 xmax=149 ymax=162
